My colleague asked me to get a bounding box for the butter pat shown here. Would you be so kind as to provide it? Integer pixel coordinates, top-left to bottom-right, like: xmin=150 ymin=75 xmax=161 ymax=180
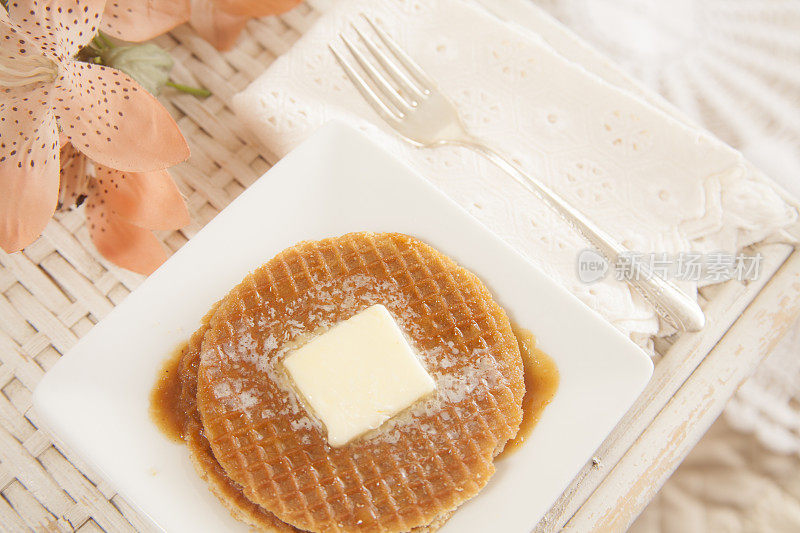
xmin=283 ymin=304 xmax=435 ymax=447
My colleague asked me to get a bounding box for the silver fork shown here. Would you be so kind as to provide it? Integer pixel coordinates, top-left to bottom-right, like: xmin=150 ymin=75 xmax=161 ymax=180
xmin=331 ymin=15 xmax=705 ymax=332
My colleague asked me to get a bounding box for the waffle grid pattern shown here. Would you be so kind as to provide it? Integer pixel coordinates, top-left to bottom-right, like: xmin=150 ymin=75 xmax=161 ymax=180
xmin=195 ymin=233 xmax=523 ymax=532
xmin=178 ymin=325 xmax=298 ymax=532
xmin=0 ymin=5 xmax=321 ymax=531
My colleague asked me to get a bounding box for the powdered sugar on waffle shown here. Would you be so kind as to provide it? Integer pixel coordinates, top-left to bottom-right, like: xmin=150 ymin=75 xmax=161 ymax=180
xmin=204 ymin=272 xmax=506 ymax=445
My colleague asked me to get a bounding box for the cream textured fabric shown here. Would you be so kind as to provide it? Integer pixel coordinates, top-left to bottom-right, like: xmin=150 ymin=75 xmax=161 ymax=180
xmin=536 ymin=0 xmax=800 ymax=462
xmin=536 ymin=2 xmax=800 ymax=530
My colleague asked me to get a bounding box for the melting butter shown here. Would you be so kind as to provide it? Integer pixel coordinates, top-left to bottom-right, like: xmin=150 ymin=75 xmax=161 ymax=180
xmin=283 ymin=304 xmax=436 ymax=447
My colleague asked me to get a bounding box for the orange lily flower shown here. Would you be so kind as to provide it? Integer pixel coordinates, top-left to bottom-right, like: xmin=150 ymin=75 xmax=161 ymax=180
xmin=0 ymin=0 xmax=190 ymax=253
xmin=58 ymin=139 xmax=189 ymax=275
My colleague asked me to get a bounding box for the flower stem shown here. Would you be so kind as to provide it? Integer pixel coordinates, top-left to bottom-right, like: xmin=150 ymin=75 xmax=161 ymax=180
xmin=96 ymin=31 xmax=115 ymax=50
xmin=91 ymin=36 xmax=107 ymax=51
xmin=166 ymin=81 xmax=211 ymax=97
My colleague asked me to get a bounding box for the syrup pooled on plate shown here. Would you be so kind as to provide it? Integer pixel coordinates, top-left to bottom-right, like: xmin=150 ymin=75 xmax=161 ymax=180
xmin=149 ymin=342 xmax=188 ymax=443
xmin=498 ymin=327 xmax=560 ymax=459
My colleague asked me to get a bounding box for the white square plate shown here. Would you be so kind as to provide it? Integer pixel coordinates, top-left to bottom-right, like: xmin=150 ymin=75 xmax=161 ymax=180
xmin=34 ymin=121 xmax=653 ymax=533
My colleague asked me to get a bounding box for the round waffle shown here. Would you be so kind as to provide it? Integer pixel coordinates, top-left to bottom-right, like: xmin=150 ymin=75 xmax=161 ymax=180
xmin=196 ymin=232 xmax=525 ymax=533
xmin=177 ymin=306 xmax=455 ymax=532
xmin=177 ymin=324 xmax=301 ymax=532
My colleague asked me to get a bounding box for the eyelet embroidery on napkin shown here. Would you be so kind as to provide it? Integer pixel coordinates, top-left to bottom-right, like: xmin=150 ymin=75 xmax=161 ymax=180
xmin=489 ymin=39 xmax=541 ymax=81
xmin=305 ymin=52 xmax=348 ymax=92
xmin=428 ymin=36 xmax=458 ymax=61
xmin=453 ymin=88 xmax=503 ymax=128
xmin=601 ymin=110 xmax=655 ymax=155
xmin=257 ymin=90 xmax=315 ymax=134
xmin=396 ymin=0 xmax=434 ymax=15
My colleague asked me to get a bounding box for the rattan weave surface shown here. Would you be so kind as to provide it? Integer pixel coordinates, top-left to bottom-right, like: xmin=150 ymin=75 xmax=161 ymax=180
xmin=0 ymin=4 xmax=321 ymax=531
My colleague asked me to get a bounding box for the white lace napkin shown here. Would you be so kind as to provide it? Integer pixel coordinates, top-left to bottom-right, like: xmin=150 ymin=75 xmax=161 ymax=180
xmin=232 ymin=0 xmax=797 ymax=345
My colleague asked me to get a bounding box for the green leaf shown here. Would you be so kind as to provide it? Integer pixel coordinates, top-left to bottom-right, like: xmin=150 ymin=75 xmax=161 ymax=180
xmin=102 ymin=43 xmax=174 ymax=95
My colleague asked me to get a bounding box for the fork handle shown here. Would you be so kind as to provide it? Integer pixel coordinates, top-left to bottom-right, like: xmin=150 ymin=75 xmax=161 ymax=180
xmin=457 ymin=139 xmax=705 ymax=332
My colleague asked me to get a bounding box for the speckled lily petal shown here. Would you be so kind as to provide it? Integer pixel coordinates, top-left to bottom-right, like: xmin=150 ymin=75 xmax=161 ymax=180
xmin=0 ymin=85 xmax=59 ymax=252
xmin=2 ymin=1 xmax=58 ymax=62
xmin=0 ymin=13 xmax=58 ymax=90
xmin=7 ymin=0 xmax=104 ymax=62
xmin=189 ymin=0 xmax=248 ymax=51
xmin=57 ymin=140 xmax=88 ymax=209
xmin=95 ymin=165 xmax=190 ymax=230
xmin=54 ymin=61 xmax=190 ymax=172
xmin=85 ymin=184 xmax=167 ymax=275
xmin=214 ymin=0 xmax=301 ymax=17
xmin=102 ymin=0 xmax=190 ymax=42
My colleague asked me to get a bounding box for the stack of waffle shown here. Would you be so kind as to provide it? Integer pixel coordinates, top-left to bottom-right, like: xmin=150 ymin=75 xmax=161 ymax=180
xmin=173 ymin=232 xmax=525 ymax=532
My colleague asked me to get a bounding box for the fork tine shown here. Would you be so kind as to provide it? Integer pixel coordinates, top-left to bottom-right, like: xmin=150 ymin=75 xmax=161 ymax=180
xmin=340 ymin=33 xmax=413 ymax=114
xmin=330 ymin=44 xmax=401 ymax=124
xmin=352 ymin=23 xmax=425 ymax=101
xmin=362 ymin=14 xmax=435 ymax=93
